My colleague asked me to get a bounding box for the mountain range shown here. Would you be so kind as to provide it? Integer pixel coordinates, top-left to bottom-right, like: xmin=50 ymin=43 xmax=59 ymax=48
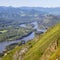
xmin=0 ymin=6 xmax=60 ymax=27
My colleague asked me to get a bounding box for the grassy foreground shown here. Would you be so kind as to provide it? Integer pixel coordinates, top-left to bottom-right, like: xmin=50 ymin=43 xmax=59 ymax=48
xmin=2 ymin=46 xmax=22 ymax=60
xmin=23 ymin=23 xmax=60 ymax=60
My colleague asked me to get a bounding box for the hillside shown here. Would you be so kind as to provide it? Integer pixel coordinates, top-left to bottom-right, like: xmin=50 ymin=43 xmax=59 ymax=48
xmin=2 ymin=23 xmax=60 ymax=60
xmin=23 ymin=23 xmax=60 ymax=60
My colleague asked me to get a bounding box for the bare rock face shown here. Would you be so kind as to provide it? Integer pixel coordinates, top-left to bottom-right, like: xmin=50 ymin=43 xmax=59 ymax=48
xmin=0 ymin=58 xmax=2 ymax=60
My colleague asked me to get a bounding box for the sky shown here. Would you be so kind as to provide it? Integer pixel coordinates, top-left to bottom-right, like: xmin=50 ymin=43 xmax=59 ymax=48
xmin=0 ymin=0 xmax=60 ymax=7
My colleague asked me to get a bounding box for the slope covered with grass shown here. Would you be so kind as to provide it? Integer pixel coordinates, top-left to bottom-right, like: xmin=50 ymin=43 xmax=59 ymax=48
xmin=23 ymin=23 xmax=60 ymax=60
xmin=2 ymin=46 xmax=22 ymax=60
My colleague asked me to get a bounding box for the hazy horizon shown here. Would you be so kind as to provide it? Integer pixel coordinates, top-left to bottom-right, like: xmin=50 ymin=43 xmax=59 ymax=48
xmin=0 ymin=6 xmax=60 ymax=8
xmin=0 ymin=0 xmax=60 ymax=8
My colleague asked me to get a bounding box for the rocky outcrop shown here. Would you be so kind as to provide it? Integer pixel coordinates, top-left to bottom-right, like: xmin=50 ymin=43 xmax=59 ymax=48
xmin=13 ymin=46 xmax=29 ymax=60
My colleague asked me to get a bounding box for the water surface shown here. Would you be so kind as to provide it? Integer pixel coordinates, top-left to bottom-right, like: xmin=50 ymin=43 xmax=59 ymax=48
xmin=0 ymin=32 xmax=35 ymax=53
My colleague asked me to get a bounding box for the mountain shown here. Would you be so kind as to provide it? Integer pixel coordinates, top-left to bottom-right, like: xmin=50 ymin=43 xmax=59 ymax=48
xmin=32 ymin=7 xmax=60 ymax=15
xmin=23 ymin=23 xmax=60 ymax=60
xmin=0 ymin=6 xmax=60 ymax=28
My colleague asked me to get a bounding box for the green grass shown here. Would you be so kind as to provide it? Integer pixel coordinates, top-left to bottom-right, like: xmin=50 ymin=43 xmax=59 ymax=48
xmin=23 ymin=23 xmax=60 ymax=60
xmin=49 ymin=48 xmax=60 ymax=60
xmin=48 ymin=34 xmax=60 ymax=60
xmin=2 ymin=46 xmax=22 ymax=60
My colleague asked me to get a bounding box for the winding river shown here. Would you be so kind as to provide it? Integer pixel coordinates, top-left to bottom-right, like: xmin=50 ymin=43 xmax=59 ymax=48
xmin=0 ymin=21 xmax=46 ymax=53
xmin=0 ymin=32 xmax=35 ymax=53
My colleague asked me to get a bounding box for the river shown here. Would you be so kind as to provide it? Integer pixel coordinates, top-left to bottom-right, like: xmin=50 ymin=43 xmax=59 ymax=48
xmin=0 ymin=32 xmax=35 ymax=53
xmin=0 ymin=21 xmax=46 ymax=53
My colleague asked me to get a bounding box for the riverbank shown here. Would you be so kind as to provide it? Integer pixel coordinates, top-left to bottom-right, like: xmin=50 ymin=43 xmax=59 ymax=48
xmin=2 ymin=35 xmax=39 ymax=60
xmin=0 ymin=32 xmax=35 ymax=55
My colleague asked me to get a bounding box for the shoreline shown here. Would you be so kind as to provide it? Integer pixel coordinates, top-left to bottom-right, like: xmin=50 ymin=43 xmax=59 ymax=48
xmin=0 ymin=31 xmax=33 ymax=43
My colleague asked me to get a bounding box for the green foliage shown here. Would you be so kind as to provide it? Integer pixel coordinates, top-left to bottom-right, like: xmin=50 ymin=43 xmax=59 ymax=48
xmin=0 ymin=27 xmax=32 ymax=42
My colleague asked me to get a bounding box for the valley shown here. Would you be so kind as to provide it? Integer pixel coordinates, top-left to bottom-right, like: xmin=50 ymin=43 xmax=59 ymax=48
xmin=1 ymin=23 xmax=60 ymax=60
xmin=0 ymin=7 xmax=60 ymax=60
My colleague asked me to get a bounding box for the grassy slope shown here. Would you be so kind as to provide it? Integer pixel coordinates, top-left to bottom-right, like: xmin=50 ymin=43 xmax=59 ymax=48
xmin=23 ymin=23 xmax=60 ymax=60
xmin=2 ymin=46 xmax=22 ymax=60
xmin=48 ymin=48 xmax=60 ymax=60
xmin=2 ymin=23 xmax=60 ymax=60
xmin=49 ymin=32 xmax=60 ymax=60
